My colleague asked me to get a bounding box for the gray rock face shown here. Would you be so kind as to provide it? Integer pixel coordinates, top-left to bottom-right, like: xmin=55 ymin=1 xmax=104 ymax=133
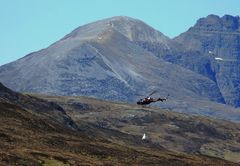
xmin=136 ymin=15 xmax=240 ymax=107
xmin=173 ymin=15 xmax=240 ymax=107
xmin=0 ymin=15 xmax=239 ymax=111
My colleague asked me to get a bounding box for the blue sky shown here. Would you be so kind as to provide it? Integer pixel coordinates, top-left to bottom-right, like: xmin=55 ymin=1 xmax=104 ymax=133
xmin=0 ymin=0 xmax=240 ymax=65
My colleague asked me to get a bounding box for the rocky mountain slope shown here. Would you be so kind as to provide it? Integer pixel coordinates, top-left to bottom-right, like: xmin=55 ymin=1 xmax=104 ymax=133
xmin=173 ymin=15 xmax=240 ymax=107
xmin=0 ymin=16 xmax=222 ymax=102
xmin=0 ymin=15 xmax=239 ymax=113
xmin=1 ymin=82 xmax=240 ymax=165
xmin=133 ymin=15 xmax=240 ymax=107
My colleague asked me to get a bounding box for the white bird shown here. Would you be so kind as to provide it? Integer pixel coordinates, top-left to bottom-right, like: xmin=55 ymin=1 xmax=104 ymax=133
xmin=142 ymin=133 xmax=146 ymax=140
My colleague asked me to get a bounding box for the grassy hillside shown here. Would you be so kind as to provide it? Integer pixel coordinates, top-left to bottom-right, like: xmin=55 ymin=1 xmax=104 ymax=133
xmin=36 ymin=94 xmax=240 ymax=164
xmin=0 ymin=82 xmax=239 ymax=165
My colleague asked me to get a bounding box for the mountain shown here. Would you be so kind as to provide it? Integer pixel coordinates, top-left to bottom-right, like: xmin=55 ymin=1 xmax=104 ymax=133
xmin=0 ymin=15 xmax=239 ymax=114
xmin=0 ymin=17 xmax=223 ymax=100
xmin=173 ymin=15 xmax=240 ymax=107
xmin=1 ymin=82 xmax=239 ymax=165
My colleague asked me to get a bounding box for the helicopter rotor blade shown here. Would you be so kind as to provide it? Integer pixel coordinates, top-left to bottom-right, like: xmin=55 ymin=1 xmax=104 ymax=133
xmin=147 ymin=90 xmax=158 ymax=97
xmin=135 ymin=93 xmax=144 ymax=97
xmin=165 ymin=94 xmax=170 ymax=99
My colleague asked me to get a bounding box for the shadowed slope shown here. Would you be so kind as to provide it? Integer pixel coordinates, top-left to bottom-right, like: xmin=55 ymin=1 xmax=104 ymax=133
xmin=173 ymin=15 xmax=240 ymax=107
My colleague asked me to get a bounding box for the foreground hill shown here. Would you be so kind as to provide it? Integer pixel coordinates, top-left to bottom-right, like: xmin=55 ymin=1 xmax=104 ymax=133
xmin=37 ymin=94 xmax=240 ymax=164
xmin=0 ymin=83 xmax=239 ymax=165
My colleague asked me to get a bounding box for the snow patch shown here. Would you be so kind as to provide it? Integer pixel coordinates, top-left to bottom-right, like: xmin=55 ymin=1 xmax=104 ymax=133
xmin=215 ymin=57 xmax=224 ymax=61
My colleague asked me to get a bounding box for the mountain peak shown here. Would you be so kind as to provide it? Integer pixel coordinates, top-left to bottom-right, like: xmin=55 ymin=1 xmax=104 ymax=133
xmin=194 ymin=14 xmax=240 ymax=31
xmin=107 ymin=16 xmax=140 ymax=22
xmin=61 ymin=16 xmax=170 ymax=44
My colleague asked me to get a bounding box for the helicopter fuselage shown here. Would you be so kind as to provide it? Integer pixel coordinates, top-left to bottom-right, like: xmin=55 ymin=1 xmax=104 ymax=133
xmin=137 ymin=97 xmax=165 ymax=105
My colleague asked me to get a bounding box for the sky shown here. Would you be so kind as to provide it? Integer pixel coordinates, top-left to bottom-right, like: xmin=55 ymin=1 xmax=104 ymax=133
xmin=0 ymin=0 xmax=240 ymax=66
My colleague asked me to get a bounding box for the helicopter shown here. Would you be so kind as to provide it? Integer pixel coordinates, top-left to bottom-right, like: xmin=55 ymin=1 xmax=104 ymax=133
xmin=137 ymin=90 xmax=169 ymax=105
